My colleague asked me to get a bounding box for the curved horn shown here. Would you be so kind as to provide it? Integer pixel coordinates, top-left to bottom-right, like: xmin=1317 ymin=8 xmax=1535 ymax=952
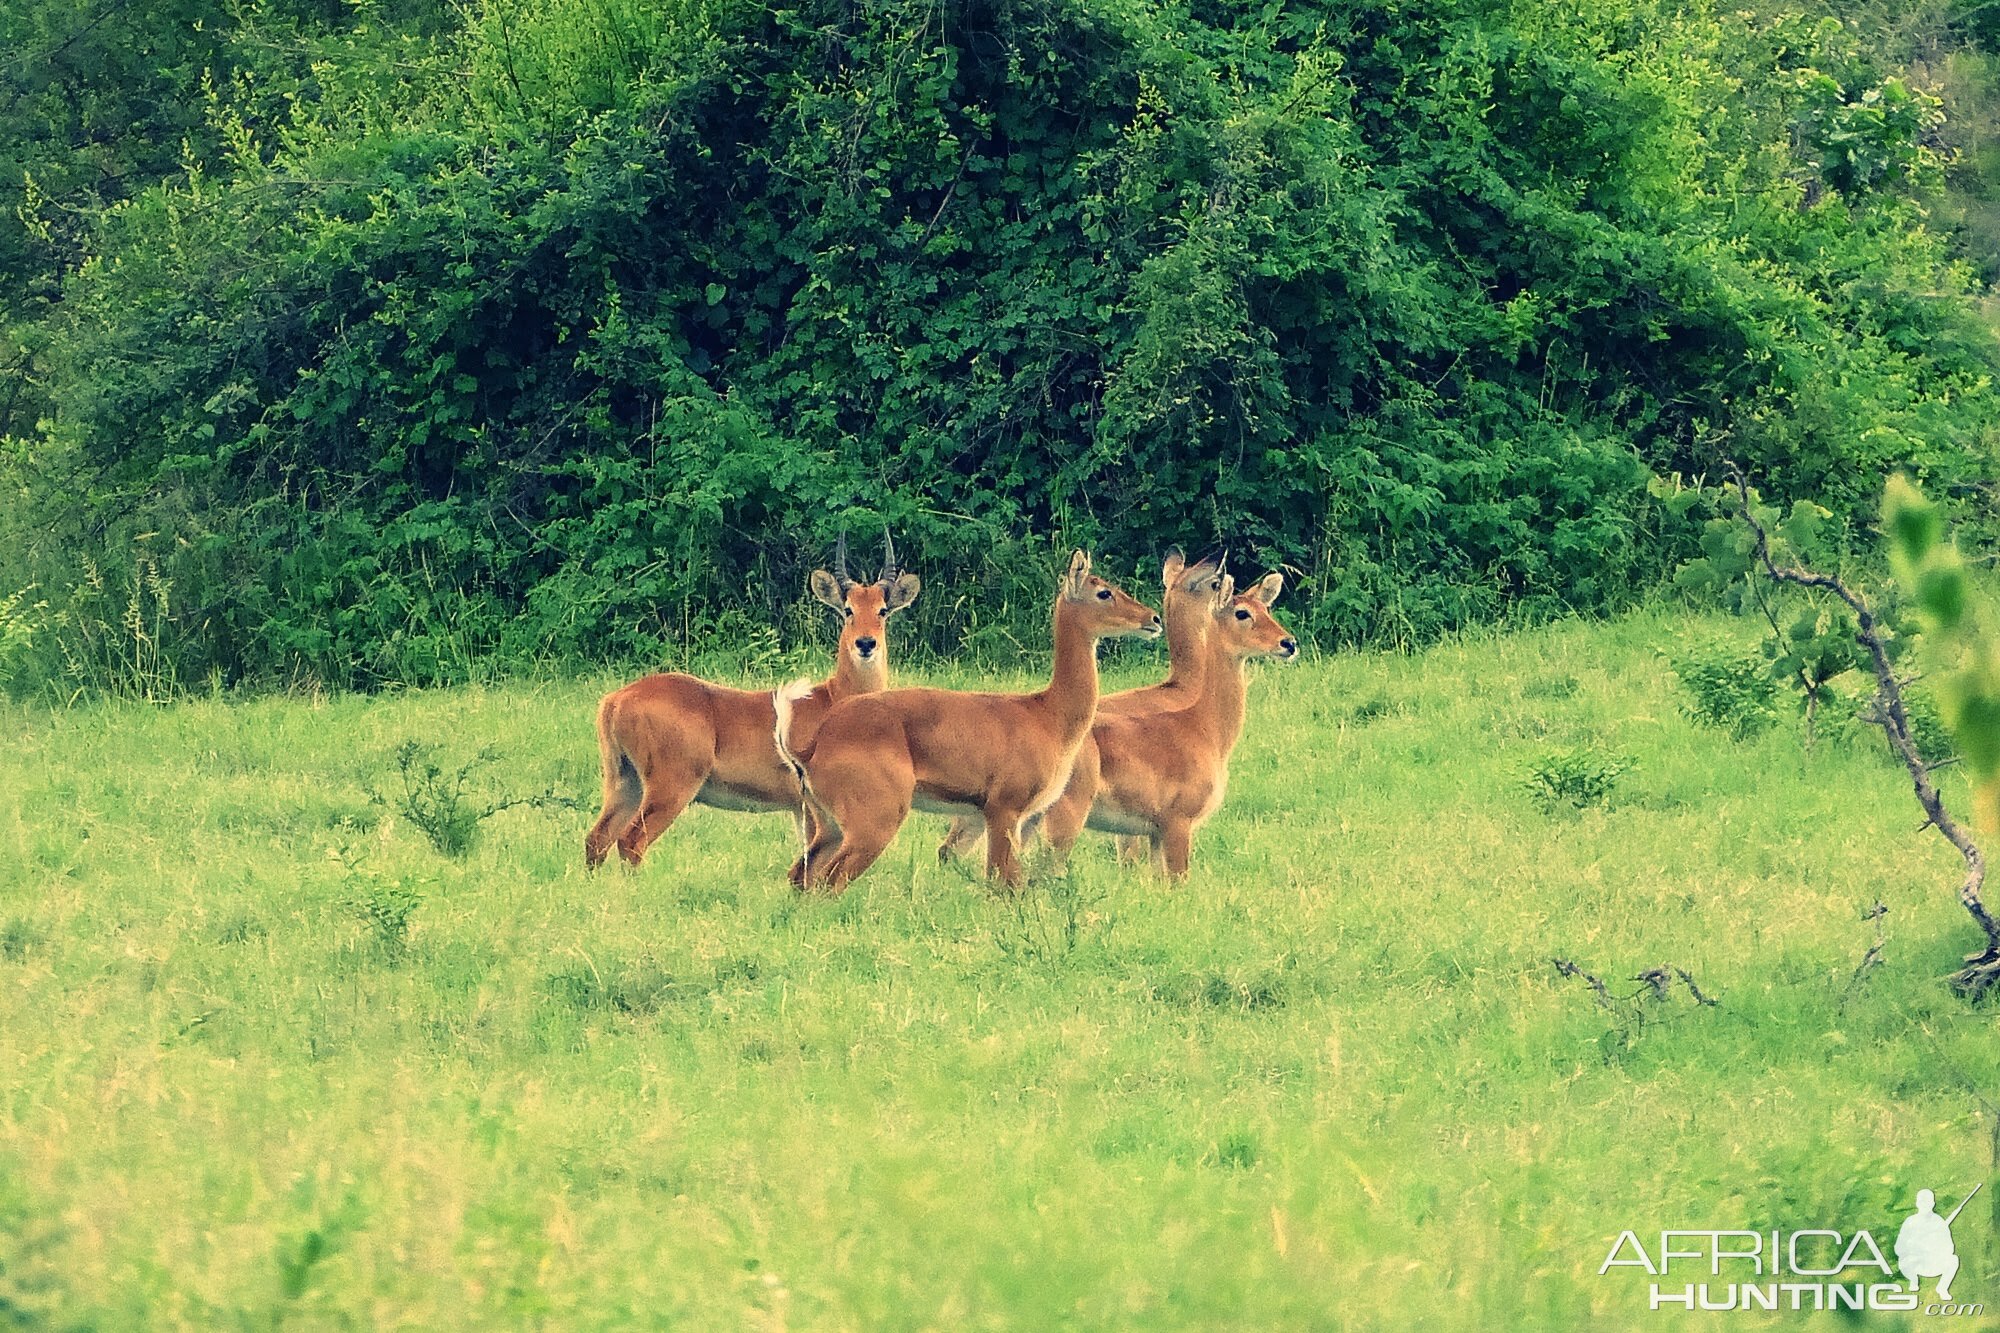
xmin=879 ymin=526 xmax=901 ymax=586
xmin=833 ymin=530 xmax=854 ymax=591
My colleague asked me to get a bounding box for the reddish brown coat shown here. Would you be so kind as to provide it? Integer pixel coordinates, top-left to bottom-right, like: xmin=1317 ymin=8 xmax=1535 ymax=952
xmin=1042 ymin=573 xmax=1296 ymax=877
xmin=780 ymin=552 xmax=1161 ymax=891
xmin=584 ymin=565 xmax=920 ymax=870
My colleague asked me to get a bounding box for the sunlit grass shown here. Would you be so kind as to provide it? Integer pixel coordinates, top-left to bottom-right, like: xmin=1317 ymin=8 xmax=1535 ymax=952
xmin=1 ymin=608 xmax=1994 ymax=1327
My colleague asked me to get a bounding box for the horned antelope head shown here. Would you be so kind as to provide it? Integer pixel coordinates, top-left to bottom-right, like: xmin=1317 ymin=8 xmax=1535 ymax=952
xmin=810 ymin=529 xmax=921 ymax=668
xmin=1214 ymin=573 xmax=1298 ymax=661
xmin=1063 ymin=550 xmax=1162 ymax=639
xmin=1161 ymin=546 xmax=1227 ymax=626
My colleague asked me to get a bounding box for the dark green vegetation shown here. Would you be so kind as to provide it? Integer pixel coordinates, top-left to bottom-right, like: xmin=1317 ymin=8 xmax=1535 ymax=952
xmin=3 ymin=616 xmax=1997 ymax=1325
xmin=5 ymin=0 xmax=2000 ymax=693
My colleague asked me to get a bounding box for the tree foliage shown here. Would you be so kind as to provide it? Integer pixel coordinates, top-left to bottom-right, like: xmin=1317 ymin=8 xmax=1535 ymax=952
xmin=2 ymin=0 xmax=1998 ymax=691
xmin=1885 ymin=473 xmax=2000 ymax=831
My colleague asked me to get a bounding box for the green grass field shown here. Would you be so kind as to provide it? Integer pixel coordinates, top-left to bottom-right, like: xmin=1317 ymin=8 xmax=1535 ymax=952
xmin=3 ymin=609 xmax=1996 ymax=1328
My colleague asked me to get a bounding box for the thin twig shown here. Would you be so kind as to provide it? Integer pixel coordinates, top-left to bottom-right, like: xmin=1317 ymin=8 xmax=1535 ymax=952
xmin=1551 ymin=957 xmax=1615 ymax=1009
xmin=1674 ymin=967 xmax=1719 ymax=1006
xmin=1848 ymin=901 xmax=1889 ymax=993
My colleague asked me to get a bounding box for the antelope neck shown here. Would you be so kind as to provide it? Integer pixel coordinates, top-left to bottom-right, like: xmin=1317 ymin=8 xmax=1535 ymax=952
xmin=828 ymin=644 xmax=886 ymax=698
xmin=1193 ymin=630 xmax=1252 ymax=754
xmin=1036 ymin=595 xmax=1102 ymax=741
xmin=1159 ymin=592 xmax=1212 ymax=696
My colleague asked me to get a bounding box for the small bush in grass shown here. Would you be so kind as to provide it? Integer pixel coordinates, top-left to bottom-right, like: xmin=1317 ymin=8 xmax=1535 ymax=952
xmin=373 ymin=740 xmax=576 ymax=857
xmin=0 ymin=586 xmax=46 ymax=697
xmin=1524 ymin=745 xmax=1632 ymax=811
xmin=328 ymin=840 xmax=427 ymax=960
xmin=0 ymin=917 xmax=42 ymax=962
xmin=996 ymin=872 xmax=1111 ymax=967
xmin=378 ymin=742 xmax=488 ymax=856
xmin=544 ymin=962 xmax=679 ymax=1016
xmin=1210 ymin=1131 xmax=1260 ymax=1170
xmin=1672 ymin=648 xmax=1779 ymax=739
xmin=352 ymin=879 xmax=423 ymax=957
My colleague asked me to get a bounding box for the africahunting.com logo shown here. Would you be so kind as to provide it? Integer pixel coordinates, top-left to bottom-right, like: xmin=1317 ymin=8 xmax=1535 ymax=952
xmin=1599 ymin=1184 xmax=1983 ymax=1315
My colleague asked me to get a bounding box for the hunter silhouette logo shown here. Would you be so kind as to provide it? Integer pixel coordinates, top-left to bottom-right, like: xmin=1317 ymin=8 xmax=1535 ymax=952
xmin=1897 ymin=1185 xmax=1979 ymax=1302
xmin=1600 ymin=1181 xmax=1986 ymax=1315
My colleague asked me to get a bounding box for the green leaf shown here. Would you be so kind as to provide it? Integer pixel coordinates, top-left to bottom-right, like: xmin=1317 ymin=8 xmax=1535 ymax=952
xmin=1944 ymin=685 xmax=2000 ymax=780
xmin=1883 ymin=474 xmax=1944 ymax=564
xmin=1916 ymin=564 xmax=1968 ymax=630
xmin=1776 ymin=501 xmax=1829 ymax=555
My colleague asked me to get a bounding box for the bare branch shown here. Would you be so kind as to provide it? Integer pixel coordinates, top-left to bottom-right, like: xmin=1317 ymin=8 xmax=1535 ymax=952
xmin=1725 ymin=462 xmax=2000 ymax=996
xmin=1674 ymin=967 xmax=1719 ymax=1006
xmin=1551 ymin=957 xmax=1615 ymax=1009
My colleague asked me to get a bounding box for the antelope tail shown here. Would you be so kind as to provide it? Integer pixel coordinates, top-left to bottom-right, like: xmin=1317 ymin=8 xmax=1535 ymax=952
xmin=774 ymin=678 xmax=819 ymax=873
xmin=595 ymin=691 xmax=630 ymax=802
xmin=773 ymin=678 xmax=816 ymax=782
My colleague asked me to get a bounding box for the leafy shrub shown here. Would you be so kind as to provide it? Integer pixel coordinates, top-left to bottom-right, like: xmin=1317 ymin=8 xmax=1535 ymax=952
xmin=351 ymin=879 xmax=423 ymax=958
xmin=4 ymin=0 xmax=1996 ymax=691
xmin=379 ymin=743 xmax=488 ymax=858
xmin=995 ymin=872 xmax=1111 ymax=968
xmin=1673 ymin=648 xmax=1780 ymax=740
xmin=374 ymin=740 xmax=575 ymax=858
xmin=1524 ymin=746 xmax=1633 ymax=812
xmin=328 ymin=839 xmax=427 ymax=960
xmin=1761 ymin=602 xmax=1868 ymax=736
xmin=0 ymin=917 xmax=43 ymax=962
xmin=0 ymin=587 xmax=45 ymax=694
xmin=1671 ymin=484 xmax=1893 ymax=743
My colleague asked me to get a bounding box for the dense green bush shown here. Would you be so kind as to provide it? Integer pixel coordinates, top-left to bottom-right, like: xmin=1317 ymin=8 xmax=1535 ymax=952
xmin=3 ymin=0 xmax=1998 ymax=693
xmin=1523 ymin=743 xmax=1633 ymax=812
xmin=1673 ymin=648 xmax=1782 ymax=741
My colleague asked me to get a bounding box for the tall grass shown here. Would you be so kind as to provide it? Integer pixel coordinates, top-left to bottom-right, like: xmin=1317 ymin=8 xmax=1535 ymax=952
xmin=0 ymin=609 xmax=1994 ymax=1326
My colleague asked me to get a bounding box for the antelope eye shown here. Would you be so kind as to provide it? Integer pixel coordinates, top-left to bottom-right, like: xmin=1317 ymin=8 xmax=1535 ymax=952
xmin=845 ymin=607 xmax=854 ymax=617
xmin=1095 ymin=588 xmax=1112 ymax=601
xmin=1235 ymin=609 xmax=1251 ymax=621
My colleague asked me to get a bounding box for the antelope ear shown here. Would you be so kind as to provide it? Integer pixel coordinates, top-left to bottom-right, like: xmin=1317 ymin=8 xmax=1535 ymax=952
xmin=1160 ymin=549 xmax=1186 ymax=590
xmin=809 ymin=569 xmax=845 ymax=611
xmin=884 ymin=572 xmax=922 ymax=612
xmin=1252 ymin=573 xmax=1284 ymax=606
xmin=1212 ymin=573 xmax=1237 ymax=610
xmin=1064 ymin=550 xmax=1091 ymax=597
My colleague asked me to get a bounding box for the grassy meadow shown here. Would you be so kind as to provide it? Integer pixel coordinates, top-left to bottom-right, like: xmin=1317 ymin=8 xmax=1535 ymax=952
xmin=2 ymin=608 xmax=1997 ymax=1328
